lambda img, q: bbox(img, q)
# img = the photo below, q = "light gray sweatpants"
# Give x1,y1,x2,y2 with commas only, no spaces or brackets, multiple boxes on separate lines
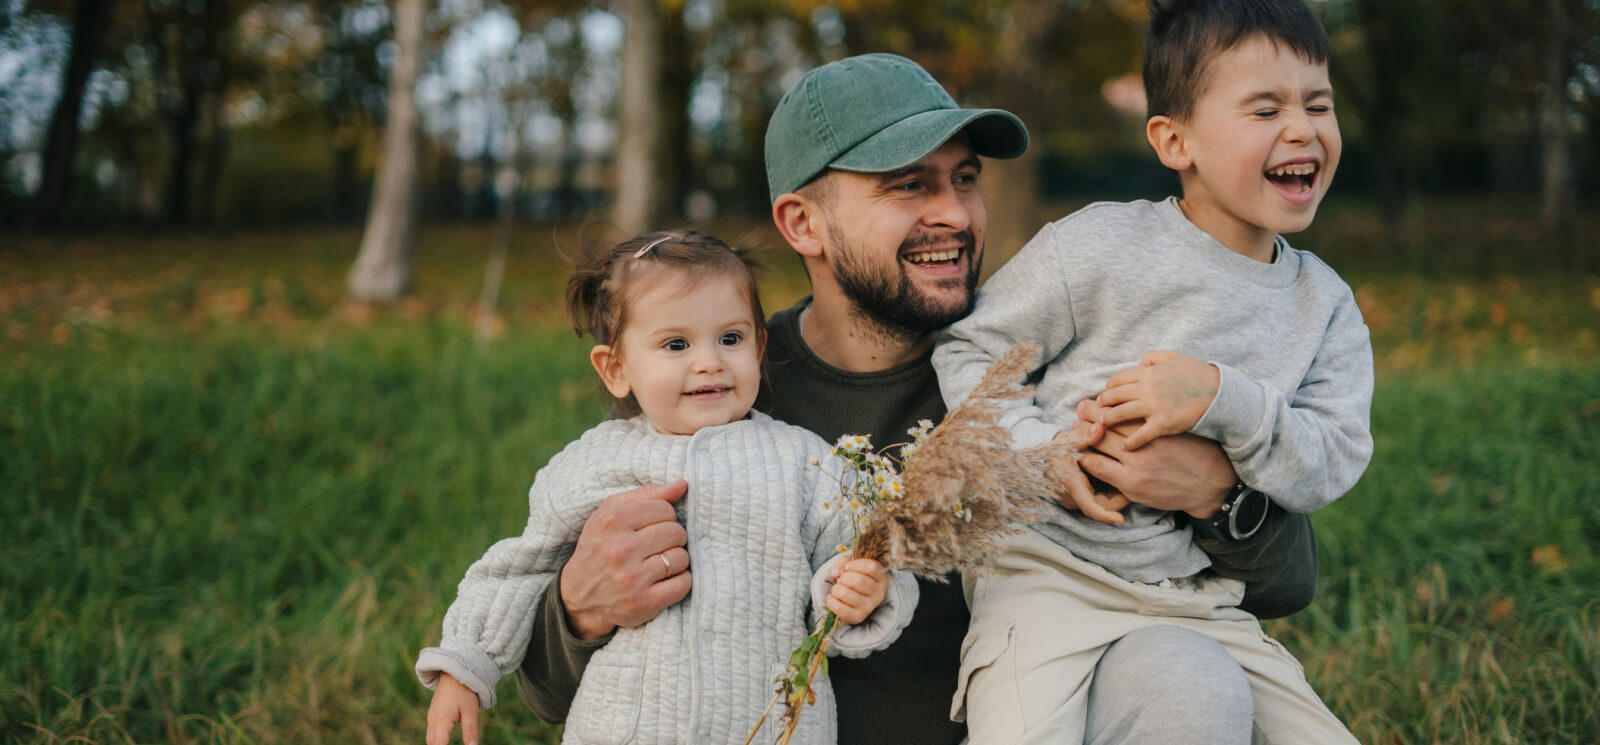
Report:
954,530,1355,745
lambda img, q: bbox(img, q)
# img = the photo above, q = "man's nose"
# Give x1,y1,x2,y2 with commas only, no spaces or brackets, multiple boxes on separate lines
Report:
923,184,973,231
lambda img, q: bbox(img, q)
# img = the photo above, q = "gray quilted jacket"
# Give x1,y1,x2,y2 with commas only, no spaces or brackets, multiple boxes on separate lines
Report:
416,412,918,745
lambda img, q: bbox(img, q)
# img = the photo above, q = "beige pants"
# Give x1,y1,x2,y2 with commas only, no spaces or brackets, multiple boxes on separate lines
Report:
954,530,1356,745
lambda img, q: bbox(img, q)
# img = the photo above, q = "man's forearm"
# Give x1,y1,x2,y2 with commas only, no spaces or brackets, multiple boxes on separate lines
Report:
1197,503,1318,620
512,566,610,722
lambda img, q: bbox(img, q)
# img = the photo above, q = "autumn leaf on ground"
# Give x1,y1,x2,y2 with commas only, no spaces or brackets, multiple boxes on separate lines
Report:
1531,545,1566,573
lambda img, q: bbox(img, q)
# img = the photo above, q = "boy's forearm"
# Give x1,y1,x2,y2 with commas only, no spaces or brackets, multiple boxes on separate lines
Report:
512,565,610,723
1198,502,1318,619
1191,300,1374,512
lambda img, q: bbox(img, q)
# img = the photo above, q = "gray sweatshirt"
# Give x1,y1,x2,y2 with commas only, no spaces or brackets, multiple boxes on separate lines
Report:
934,198,1373,583
416,412,917,745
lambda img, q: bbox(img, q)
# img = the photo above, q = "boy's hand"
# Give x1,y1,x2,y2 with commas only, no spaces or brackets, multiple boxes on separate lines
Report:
426,673,481,745
1048,431,1128,526
1098,351,1220,450
827,558,889,625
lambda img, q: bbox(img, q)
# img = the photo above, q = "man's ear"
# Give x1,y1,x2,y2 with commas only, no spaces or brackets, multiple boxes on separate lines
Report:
1146,115,1192,171
772,193,825,260
590,344,631,399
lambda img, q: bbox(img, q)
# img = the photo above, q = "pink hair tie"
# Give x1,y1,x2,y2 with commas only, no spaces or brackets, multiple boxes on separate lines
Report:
634,235,672,258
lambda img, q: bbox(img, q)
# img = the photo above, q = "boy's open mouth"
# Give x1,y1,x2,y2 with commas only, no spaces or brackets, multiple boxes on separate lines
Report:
1265,162,1318,194
685,385,732,398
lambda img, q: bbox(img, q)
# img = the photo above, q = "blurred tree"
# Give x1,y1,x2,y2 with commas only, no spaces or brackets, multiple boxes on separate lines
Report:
1324,0,1424,225
985,0,1058,260
612,0,668,233
1539,0,1572,228
348,0,425,301
314,0,394,223
30,0,112,228
147,0,233,224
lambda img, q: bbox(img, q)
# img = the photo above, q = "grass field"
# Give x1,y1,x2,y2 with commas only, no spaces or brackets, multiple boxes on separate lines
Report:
3,200,1598,744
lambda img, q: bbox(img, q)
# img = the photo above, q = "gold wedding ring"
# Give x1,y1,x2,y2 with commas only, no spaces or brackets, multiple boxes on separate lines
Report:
658,552,673,578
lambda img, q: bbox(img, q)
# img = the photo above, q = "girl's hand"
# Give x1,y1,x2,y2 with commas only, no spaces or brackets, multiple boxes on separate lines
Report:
827,558,889,625
426,673,481,745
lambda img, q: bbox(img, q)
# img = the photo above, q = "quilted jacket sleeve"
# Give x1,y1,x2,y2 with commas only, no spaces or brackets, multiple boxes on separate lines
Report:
415,436,598,709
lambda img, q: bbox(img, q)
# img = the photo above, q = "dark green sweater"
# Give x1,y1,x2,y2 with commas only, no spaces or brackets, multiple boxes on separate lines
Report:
515,298,1320,744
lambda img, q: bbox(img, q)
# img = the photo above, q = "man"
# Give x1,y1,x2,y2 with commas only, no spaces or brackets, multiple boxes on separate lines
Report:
516,53,1318,745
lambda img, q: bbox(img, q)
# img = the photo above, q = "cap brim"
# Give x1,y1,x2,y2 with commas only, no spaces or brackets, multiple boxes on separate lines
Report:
829,108,1029,174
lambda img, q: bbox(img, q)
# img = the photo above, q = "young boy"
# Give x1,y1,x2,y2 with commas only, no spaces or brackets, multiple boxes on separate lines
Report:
932,1,1371,743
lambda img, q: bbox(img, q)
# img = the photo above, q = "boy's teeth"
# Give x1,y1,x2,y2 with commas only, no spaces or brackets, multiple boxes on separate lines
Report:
1268,163,1317,177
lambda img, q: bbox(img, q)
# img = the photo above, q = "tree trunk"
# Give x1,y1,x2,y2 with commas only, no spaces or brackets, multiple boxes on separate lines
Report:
31,0,113,228
164,73,203,225
610,0,666,235
1355,0,1411,226
659,9,691,217
1539,0,1571,229
347,0,425,302
197,70,231,225
984,0,1055,268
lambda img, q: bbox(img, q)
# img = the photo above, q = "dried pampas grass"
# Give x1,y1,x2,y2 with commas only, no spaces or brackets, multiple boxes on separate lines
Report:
749,343,1079,745
856,342,1082,578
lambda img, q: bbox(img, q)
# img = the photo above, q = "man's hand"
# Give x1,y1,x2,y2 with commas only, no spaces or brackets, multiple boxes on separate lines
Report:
426,673,480,745
1076,399,1234,519
1048,431,1129,526
559,480,692,641
826,557,890,624
1097,351,1220,450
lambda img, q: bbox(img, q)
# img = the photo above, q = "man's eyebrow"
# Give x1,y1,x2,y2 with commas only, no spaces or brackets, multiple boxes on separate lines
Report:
874,156,983,184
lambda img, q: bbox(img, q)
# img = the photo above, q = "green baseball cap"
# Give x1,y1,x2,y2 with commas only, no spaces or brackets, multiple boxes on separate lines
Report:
764,53,1029,203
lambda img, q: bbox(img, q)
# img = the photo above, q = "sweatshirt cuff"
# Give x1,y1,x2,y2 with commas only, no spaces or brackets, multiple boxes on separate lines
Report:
416,645,502,709
1000,409,1066,450
548,567,615,651
1191,363,1264,449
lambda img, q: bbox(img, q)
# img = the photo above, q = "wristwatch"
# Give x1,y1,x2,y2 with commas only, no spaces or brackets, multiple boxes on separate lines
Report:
1190,483,1269,543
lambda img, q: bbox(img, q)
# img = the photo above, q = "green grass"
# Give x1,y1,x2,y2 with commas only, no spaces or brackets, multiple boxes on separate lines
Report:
2,324,594,744
2,209,1598,743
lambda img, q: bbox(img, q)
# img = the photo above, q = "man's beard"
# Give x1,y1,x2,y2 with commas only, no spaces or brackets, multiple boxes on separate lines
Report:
829,223,982,343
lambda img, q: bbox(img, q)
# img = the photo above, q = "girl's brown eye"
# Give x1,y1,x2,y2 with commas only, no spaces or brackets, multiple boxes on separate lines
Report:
720,332,743,346
664,338,688,351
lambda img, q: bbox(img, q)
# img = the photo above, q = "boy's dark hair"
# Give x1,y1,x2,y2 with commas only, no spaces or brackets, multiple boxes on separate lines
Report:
1144,0,1331,122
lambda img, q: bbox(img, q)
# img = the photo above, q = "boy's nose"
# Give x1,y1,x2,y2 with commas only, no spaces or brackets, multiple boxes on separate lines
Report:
1282,111,1317,144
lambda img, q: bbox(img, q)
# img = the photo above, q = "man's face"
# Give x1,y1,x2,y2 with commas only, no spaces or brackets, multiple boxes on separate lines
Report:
817,138,987,339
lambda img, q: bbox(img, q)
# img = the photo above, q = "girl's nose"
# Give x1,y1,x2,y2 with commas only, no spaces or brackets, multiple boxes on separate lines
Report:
691,346,724,373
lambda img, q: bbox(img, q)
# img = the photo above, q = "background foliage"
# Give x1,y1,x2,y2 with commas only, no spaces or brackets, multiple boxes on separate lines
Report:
3,0,1598,233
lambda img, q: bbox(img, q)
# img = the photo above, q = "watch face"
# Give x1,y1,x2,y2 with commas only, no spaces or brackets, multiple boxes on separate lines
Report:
1232,489,1269,538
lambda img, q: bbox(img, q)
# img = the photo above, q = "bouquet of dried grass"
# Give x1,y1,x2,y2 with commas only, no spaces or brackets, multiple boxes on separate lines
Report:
746,343,1084,745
